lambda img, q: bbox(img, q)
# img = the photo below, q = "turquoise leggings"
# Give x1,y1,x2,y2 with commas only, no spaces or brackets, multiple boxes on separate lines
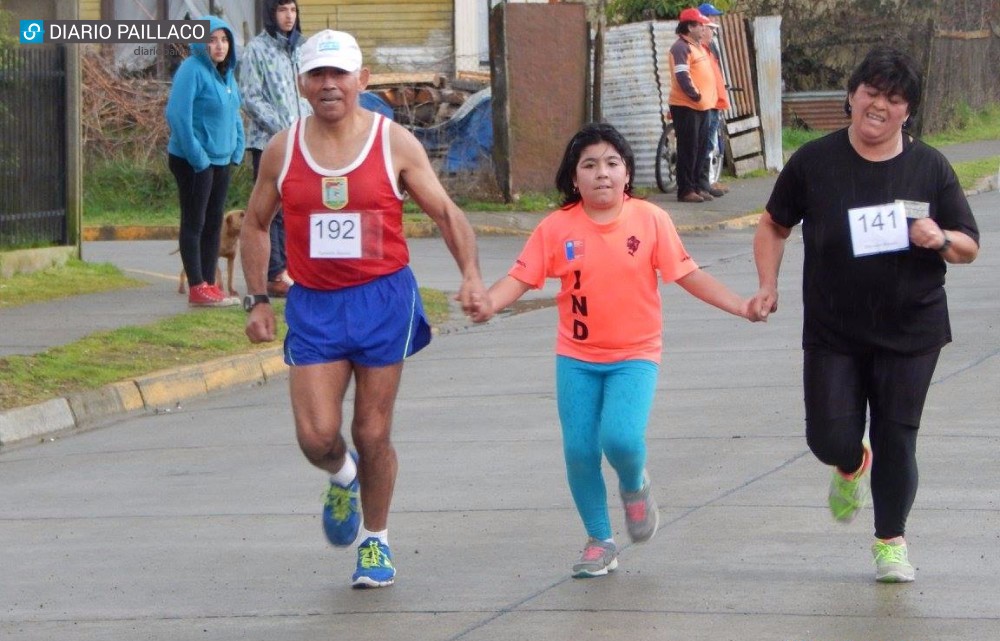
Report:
556,355,659,541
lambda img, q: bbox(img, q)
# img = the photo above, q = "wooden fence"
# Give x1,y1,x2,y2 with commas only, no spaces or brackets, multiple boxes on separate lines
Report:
920,28,1000,134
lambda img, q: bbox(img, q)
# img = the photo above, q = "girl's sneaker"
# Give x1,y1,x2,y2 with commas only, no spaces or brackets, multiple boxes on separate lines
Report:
620,470,659,543
572,539,618,578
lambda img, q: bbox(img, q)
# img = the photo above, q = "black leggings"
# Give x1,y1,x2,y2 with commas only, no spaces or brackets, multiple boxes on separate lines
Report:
169,154,231,288
803,346,940,539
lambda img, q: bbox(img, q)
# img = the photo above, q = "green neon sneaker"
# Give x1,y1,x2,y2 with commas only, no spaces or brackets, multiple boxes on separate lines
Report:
872,537,915,583
828,443,871,523
571,539,618,578
352,537,396,588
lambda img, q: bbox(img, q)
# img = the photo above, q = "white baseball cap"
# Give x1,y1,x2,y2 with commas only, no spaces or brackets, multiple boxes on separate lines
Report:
299,29,362,74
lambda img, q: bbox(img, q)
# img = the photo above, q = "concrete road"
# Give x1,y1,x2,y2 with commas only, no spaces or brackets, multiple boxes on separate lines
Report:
1,192,998,640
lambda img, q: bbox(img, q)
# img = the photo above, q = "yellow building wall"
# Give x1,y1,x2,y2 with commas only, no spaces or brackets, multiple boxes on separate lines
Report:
298,0,453,73
79,0,100,20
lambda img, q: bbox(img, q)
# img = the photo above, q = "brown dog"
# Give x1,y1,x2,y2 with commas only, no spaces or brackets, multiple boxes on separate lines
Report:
176,209,245,296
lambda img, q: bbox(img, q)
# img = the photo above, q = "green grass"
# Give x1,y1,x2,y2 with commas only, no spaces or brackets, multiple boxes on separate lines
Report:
0,259,145,308
0,277,452,411
953,156,1000,191
0,302,281,411
923,104,1000,147
782,127,825,151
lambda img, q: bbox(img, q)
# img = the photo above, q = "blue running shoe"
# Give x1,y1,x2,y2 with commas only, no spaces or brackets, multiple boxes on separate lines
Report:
322,451,360,547
352,537,395,588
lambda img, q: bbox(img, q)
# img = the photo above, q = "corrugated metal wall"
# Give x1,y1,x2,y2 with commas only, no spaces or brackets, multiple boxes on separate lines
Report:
599,21,662,189
716,13,756,120
781,91,846,131
301,0,453,74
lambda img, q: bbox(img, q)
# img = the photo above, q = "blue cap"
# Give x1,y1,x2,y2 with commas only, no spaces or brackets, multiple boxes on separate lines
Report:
698,3,724,16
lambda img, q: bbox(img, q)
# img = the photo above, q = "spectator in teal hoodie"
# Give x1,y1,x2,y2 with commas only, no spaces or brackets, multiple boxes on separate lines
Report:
166,15,245,307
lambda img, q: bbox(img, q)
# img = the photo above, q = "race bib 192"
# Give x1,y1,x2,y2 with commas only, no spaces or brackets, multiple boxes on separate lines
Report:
310,212,362,258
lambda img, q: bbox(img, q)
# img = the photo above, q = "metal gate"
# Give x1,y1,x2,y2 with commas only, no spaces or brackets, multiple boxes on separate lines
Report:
0,46,67,249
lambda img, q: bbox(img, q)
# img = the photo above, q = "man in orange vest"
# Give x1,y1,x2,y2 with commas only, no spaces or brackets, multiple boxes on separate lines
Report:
667,7,717,203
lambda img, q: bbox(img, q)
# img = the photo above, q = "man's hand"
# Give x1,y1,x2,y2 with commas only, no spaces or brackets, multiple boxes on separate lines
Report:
245,306,277,343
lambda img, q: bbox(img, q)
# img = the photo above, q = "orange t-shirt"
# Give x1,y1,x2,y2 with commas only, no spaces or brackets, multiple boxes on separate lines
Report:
508,198,698,364
668,37,717,111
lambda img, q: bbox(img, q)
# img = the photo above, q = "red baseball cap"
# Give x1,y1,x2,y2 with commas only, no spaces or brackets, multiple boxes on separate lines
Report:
678,8,711,24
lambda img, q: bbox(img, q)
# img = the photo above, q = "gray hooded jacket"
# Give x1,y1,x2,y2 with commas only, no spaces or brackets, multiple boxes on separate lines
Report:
237,0,312,150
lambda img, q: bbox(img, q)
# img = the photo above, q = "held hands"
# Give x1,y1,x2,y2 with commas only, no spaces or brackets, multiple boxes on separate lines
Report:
747,286,779,322
739,297,767,322
455,278,495,324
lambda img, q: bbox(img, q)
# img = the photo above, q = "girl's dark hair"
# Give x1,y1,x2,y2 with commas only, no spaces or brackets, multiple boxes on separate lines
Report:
844,46,923,117
554,122,636,207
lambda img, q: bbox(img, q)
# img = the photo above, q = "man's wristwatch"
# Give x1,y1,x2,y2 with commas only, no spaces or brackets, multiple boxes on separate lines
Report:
937,231,952,252
242,294,271,312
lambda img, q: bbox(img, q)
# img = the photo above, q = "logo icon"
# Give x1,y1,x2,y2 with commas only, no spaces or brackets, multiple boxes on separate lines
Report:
20,20,45,44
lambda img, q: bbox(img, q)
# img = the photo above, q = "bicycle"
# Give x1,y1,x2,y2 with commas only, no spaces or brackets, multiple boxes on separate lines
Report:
655,112,725,194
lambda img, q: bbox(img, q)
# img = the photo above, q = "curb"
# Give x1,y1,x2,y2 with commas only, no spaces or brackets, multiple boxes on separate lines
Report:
675,212,764,232
0,347,286,449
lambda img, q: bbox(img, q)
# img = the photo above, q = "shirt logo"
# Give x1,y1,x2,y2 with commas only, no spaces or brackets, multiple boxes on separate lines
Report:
626,235,640,256
564,239,584,261
321,176,348,210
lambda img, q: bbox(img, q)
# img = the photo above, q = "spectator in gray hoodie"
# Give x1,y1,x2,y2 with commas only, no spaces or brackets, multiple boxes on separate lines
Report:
238,0,311,297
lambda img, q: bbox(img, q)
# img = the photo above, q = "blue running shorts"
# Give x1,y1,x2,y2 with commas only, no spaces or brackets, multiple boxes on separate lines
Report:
283,266,432,367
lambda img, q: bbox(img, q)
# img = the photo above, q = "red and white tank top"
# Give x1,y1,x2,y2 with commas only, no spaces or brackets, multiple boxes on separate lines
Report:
278,113,408,290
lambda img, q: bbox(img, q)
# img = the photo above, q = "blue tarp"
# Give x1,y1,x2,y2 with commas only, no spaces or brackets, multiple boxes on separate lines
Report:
360,91,395,120
410,88,493,173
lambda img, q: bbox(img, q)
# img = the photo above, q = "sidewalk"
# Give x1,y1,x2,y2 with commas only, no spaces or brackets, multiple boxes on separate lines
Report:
1,140,998,447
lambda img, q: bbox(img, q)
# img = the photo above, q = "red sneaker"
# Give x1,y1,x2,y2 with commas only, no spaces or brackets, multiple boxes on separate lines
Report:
206,283,239,307
188,283,226,307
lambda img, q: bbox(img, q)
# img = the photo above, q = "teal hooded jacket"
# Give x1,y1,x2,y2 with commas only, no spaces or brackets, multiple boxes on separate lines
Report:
166,15,245,171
